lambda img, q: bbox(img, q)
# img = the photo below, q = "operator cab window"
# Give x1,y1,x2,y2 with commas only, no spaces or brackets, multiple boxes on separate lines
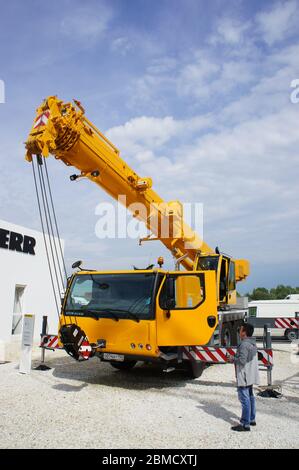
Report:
197,256,219,271
228,261,236,291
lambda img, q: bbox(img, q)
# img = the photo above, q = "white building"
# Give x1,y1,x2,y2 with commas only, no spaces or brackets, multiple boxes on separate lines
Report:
0,219,64,361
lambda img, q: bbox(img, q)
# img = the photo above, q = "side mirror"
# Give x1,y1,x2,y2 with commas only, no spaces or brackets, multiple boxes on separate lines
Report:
72,260,83,270
165,298,176,310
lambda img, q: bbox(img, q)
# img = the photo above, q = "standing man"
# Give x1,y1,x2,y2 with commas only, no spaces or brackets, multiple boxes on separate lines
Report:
228,323,260,432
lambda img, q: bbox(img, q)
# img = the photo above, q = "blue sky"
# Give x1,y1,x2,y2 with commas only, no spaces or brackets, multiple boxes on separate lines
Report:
0,0,299,292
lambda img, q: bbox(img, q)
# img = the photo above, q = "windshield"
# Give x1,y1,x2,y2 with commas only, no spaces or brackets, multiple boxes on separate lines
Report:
65,273,157,320
197,256,219,271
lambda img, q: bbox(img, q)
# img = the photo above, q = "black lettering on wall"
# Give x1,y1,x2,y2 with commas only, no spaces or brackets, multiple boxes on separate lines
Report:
23,236,36,255
0,228,9,249
9,232,24,252
0,228,37,255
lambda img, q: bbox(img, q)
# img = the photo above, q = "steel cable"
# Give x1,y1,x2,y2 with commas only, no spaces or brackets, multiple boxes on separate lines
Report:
37,160,65,290
31,158,60,316
36,160,64,300
43,158,68,280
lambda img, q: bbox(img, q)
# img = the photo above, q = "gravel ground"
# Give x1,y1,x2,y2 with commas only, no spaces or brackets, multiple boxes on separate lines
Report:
0,342,298,449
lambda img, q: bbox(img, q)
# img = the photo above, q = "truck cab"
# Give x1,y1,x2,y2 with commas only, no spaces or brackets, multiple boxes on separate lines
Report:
60,268,218,361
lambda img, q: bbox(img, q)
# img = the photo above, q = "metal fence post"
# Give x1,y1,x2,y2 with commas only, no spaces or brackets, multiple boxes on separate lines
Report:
263,323,272,387
296,313,299,353
258,324,282,398
34,316,51,371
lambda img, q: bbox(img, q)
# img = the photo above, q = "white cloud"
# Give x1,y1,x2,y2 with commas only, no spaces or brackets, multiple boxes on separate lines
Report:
177,52,256,100
60,5,112,41
110,36,132,55
256,0,299,45
217,76,285,126
106,114,213,161
125,20,258,108
106,116,180,151
135,150,155,163
125,73,176,113
177,53,220,99
146,57,177,75
128,4,298,108
271,42,299,66
209,17,251,45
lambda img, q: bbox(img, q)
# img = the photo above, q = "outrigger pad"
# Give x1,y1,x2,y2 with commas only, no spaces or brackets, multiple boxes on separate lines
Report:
59,324,90,361
257,388,282,399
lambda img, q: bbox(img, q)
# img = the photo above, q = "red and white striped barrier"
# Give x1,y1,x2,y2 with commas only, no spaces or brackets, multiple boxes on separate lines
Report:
257,349,274,366
40,334,92,360
275,318,299,329
40,334,62,350
182,346,273,367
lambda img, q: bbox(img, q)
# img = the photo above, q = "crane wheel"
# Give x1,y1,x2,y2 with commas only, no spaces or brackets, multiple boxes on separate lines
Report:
221,322,234,347
110,360,137,371
185,361,206,379
233,320,244,346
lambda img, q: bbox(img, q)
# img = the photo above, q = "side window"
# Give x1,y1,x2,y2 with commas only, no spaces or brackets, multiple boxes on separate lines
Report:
248,306,257,318
228,261,236,291
159,274,205,310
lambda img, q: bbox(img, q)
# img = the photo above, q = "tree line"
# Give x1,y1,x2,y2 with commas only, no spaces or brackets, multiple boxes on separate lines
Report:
243,285,299,301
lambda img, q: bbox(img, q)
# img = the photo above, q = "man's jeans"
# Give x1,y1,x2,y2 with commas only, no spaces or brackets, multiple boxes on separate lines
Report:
237,385,256,428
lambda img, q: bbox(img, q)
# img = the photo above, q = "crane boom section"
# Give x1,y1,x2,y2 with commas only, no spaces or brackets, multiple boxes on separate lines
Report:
25,96,214,270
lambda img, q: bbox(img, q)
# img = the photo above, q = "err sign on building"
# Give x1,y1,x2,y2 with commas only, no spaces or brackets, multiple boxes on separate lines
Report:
0,219,64,362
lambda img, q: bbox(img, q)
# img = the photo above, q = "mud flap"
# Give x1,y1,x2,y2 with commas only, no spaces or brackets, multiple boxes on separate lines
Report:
59,324,93,361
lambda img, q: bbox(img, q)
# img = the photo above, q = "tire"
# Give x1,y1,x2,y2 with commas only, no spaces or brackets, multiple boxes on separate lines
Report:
185,361,206,379
232,320,243,346
284,329,298,342
221,322,234,347
110,360,137,371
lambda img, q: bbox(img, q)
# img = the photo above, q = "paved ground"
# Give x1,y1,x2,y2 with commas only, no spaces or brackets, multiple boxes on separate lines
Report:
0,342,298,449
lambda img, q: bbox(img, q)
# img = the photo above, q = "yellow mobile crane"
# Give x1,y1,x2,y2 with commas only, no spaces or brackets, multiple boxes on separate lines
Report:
25,96,249,377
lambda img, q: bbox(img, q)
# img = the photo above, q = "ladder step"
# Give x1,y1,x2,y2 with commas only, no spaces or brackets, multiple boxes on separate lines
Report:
163,367,175,373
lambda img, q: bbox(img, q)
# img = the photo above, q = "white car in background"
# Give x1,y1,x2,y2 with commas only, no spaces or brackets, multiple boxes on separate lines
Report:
248,295,299,341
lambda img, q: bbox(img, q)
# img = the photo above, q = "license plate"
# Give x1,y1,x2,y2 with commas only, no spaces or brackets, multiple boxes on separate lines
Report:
103,353,124,362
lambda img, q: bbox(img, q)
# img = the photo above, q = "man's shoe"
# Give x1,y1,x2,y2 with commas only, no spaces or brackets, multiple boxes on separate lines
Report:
231,424,250,432
250,421,256,426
